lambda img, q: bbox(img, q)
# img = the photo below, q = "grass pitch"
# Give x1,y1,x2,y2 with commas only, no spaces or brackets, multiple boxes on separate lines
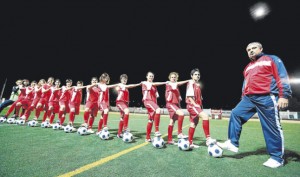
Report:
0,110,300,177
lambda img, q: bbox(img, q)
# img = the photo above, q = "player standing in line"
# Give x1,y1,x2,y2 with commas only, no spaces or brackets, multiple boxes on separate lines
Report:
47,79,61,126
37,77,54,122
82,77,99,134
115,74,141,138
67,81,85,129
165,72,189,145
58,79,73,127
18,81,36,120
217,42,292,168
141,71,166,142
21,79,46,121
186,68,216,149
96,73,118,135
3,79,29,119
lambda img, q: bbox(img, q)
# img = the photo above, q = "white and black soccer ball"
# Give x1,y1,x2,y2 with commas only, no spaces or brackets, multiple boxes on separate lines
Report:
208,144,223,158
52,123,61,130
99,129,110,140
77,127,87,135
64,125,73,133
0,117,7,123
41,121,50,128
7,118,16,124
152,137,165,148
178,138,190,151
28,120,38,127
16,119,25,125
122,132,133,143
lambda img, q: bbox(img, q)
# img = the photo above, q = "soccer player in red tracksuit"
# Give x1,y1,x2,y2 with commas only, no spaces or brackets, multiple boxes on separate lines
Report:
4,79,29,119
67,81,85,129
19,81,36,121
21,79,46,121
58,79,73,127
115,74,140,138
82,77,99,134
36,77,54,122
186,68,216,149
141,71,166,142
47,79,61,125
217,42,292,168
165,72,189,145
96,73,119,135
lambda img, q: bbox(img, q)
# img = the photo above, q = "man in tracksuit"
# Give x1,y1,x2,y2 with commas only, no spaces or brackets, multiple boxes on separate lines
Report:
217,42,292,168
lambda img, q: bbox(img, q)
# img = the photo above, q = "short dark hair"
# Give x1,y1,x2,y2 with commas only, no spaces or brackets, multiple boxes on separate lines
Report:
190,68,200,76
120,74,128,81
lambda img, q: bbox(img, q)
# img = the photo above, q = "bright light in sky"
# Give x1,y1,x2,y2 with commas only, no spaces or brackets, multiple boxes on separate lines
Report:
290,78,300,84
250,2,270,21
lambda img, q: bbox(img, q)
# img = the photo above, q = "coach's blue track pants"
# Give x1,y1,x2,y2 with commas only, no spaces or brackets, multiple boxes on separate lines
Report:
228,94,284,163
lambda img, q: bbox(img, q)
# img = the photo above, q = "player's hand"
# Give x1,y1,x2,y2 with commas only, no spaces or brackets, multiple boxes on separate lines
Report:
278,98,288,109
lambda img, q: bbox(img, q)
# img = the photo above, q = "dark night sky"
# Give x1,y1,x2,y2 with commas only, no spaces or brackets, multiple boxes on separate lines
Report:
1,0,300,110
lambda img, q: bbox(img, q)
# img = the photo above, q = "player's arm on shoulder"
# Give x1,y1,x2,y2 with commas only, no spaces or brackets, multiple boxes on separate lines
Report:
177,80,189,86
107,84,118,89
126,83,141,88
153,81,167,86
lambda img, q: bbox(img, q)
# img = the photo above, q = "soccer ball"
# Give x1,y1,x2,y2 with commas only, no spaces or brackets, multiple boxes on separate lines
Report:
178,138,190,151
0,117,7,123
16,119,25,125
7,118,16,124
64,125,73,133
52,123,61,130
152,137,165,148
99,129,110,140
208,144,223,158
77,127,87,135
28,120,38,127
41,121,50,128
122,132,133,143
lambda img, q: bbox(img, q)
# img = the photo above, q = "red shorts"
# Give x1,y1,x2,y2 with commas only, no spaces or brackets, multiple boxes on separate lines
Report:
116,101,129,117
98,102,109,112
59,101,70,113
49,101,60,113
69,102,80,115
31,98,40,108
187,104,203,123
85,101,98,117
166,103,181,120
143,100,159,120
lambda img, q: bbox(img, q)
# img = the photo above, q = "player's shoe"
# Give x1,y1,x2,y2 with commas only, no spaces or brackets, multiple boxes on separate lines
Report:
145,138,152,143
177,133,188,139
96,131,101,136
124,128,130,133
189,143,200,149
206,137,217,146
32,117,38,121
87,129,95,134
71,127,77,132
154,131,161,137
216,140,239,153
167,140,178,145
116,134,123,138
81,123,88,128
103,127,109,131
263,158,283,168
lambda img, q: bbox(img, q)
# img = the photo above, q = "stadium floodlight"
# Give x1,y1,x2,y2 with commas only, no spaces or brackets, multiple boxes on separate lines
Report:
249,2,270,21
290,78,300,84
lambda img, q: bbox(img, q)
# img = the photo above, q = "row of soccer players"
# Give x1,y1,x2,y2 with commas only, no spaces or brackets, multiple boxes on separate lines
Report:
3,68,216,148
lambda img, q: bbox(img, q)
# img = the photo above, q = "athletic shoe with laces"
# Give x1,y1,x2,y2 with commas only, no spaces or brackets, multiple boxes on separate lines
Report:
263,158,283,168
216,140,239,153
87,129,95,134
145,138,152,143
177,133,188,139
154,131,161,137
167,140,178,145
206,137,217,146
116,134,123,138
189,144,200,149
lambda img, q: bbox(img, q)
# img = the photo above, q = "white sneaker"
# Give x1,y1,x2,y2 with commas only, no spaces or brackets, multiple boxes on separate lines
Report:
263,158,283,168
177,133,188,139
206,137,217,146
96,131,101,136
216,140,239,153
103,127,109,131
87,129,95,134
145,138,152,143
189,144,200,149
154,131,161,137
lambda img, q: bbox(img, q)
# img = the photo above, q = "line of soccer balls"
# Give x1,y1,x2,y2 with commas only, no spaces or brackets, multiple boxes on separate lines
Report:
0,117,223,157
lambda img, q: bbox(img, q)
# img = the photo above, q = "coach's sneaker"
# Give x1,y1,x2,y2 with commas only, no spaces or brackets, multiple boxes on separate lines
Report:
87,129,95,134
263,158,283,168
206,137,217,146
217,140,239,153
177,133,188,139
154,131,161,137
189,143,200,149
